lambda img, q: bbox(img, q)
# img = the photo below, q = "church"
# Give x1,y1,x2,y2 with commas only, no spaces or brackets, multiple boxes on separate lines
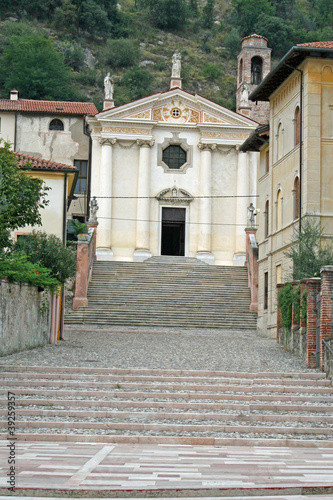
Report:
87,36,270,265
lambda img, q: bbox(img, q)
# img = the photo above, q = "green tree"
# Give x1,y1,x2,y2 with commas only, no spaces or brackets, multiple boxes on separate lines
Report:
0,34,75,100
254,14,296,57
189,0,199,17
53,0,79,33
14,232,77,284
120,66,153,102
285,216,333,280
0,143,49,251
143,0,188,30
202,0,215,29
230,0,275,36
79,0,112,38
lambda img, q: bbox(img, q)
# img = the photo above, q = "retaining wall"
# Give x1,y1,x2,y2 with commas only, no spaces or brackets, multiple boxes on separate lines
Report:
0,280,51,356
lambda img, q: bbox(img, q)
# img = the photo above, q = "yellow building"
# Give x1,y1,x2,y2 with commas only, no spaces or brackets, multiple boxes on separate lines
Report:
241,41,333,337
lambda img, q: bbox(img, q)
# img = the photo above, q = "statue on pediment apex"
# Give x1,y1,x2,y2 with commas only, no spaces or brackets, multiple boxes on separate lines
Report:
172,52,181,78
104,72,114,100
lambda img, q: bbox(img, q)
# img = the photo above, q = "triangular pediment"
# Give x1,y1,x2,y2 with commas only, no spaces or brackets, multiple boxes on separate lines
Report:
96,89,258,128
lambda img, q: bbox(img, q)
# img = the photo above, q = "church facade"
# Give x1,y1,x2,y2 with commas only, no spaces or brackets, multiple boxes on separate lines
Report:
87,67,259,265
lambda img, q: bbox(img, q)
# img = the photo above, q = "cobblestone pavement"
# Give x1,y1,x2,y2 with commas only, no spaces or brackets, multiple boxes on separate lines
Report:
1,326,310,373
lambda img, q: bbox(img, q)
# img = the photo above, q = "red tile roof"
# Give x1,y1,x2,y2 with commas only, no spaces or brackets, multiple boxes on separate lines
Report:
241,34,268,43
0,99,98,115
15,153,78,172
297,41,333,48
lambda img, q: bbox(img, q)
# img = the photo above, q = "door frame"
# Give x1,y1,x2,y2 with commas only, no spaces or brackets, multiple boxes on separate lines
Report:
158,205,189,257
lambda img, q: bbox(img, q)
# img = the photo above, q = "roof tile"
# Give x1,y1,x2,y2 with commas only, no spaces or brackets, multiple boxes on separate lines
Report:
297,41,333,48
0,99,98,115
15,152,78,172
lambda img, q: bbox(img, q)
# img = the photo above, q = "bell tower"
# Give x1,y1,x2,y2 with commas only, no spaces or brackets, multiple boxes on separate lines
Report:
236,34,271,124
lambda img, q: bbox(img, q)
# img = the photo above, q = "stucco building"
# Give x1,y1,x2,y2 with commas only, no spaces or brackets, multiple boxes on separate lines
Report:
87,65,260,265
0,91,97,221
241,41,333,337
13,154,78,243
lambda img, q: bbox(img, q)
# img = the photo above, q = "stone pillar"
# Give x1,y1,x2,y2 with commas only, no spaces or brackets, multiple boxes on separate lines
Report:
73,241,89,310
320,266,333,369
134,140,154,262
245,227,258,312
234,151,249,265
197,143,215,265
276,283,284,343
97,138,116,260
306,278,321,369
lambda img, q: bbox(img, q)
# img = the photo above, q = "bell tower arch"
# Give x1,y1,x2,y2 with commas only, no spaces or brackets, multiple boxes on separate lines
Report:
236,34,271,124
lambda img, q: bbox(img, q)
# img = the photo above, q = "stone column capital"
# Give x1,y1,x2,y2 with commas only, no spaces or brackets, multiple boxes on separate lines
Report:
99,138,117,146
136,139,155,148
198,142,217,152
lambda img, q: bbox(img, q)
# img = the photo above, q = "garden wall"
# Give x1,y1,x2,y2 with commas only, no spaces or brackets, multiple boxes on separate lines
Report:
278,326,307,364
0,280,51,356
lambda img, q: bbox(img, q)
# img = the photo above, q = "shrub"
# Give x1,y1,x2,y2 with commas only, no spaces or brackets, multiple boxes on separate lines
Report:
67,219,89,240
14,231,76,284
292,284,300,324
203,62,220,80
0,253,60,292
278,283,293,329
104,39,140,69
301,288,307,324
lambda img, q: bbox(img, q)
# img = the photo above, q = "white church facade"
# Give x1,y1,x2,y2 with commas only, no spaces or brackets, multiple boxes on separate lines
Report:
87,54,262,265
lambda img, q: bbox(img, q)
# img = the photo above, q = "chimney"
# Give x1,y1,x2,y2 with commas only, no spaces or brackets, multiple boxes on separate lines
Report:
10,89,19,101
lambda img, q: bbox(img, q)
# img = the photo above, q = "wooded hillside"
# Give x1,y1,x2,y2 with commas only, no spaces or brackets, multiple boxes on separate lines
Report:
0,0,332,110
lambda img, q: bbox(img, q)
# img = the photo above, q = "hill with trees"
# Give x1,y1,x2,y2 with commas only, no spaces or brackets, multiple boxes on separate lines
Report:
0,0,332,111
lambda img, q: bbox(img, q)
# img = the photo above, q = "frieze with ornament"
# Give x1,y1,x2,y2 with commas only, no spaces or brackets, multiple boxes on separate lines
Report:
203,112,226,124
102,126,151,135
126,110,151,120
202,131,250,140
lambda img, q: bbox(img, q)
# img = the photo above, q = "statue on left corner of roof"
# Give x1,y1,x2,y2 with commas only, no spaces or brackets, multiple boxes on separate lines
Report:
104,72,114,100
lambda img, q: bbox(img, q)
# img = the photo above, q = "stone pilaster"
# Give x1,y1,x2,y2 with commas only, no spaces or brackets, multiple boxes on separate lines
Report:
97,138,116,260
134,140,154,262
196,143,215,265
234,151,249,265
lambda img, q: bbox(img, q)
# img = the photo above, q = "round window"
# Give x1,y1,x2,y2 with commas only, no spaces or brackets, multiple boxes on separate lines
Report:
171,108,181,118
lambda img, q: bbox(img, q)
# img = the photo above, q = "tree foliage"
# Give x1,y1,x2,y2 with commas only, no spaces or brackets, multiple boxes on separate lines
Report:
14,231,77,284
0,143,49,251
285,216,333,280
143,0,188,30
0,34,77,100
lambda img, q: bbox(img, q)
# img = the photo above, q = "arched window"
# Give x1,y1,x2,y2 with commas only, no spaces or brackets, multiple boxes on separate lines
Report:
49,119,64,131
277,122,283,160
276,189,282,230
293,176,300,220
251,56,263,85
294,106,300,146
264,200,269,238
239,59,243,84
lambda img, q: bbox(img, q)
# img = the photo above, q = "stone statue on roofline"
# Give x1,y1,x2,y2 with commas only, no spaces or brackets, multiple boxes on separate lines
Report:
172,52,181,78
240,82,249,106
104,72,114,100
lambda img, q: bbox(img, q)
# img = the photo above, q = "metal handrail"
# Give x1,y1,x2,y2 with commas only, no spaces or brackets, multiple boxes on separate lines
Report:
322,338,333,356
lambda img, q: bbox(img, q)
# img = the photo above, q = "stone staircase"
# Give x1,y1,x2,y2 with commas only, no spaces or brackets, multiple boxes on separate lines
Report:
1,365,333,447
65,260,257,329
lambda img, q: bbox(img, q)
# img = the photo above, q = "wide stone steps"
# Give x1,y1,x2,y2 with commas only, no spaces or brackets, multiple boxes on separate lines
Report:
1,366,332,447
65,261,257,329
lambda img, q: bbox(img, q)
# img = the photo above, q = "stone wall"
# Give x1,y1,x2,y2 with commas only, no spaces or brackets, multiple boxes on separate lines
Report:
0,280,51,356
278,326,307,364
323,337,333,382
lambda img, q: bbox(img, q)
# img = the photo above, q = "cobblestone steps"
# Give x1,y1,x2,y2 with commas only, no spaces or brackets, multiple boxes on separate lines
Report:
65,261,257,328
1,366,332,447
